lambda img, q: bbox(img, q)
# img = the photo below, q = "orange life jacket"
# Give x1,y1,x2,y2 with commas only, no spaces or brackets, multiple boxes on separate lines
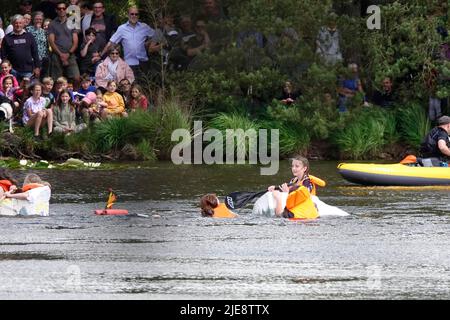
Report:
22,183,45,192
0,180,13,192
213,203,237,218
290,174,326,196
285,185,319,219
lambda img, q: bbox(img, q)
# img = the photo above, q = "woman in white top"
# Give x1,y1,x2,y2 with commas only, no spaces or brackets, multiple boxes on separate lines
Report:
23,82,53,140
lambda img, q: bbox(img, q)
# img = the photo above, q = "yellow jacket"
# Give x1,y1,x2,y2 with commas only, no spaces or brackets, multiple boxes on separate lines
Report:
103,92,125,114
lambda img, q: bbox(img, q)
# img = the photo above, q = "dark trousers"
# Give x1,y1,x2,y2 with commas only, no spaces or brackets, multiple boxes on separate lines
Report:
131,61,150,86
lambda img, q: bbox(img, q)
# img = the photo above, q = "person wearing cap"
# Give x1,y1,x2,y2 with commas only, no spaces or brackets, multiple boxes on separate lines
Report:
79,90,100,123
419,115,450,166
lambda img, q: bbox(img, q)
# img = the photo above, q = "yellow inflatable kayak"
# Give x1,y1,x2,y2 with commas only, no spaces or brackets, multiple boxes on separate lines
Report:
338,163,450,186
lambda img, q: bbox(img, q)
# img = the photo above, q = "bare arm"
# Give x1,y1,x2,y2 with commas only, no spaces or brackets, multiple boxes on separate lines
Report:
5,191,29,200
48,33,64,57
100,41,113,58
69,32,79,54
438,139,450,157
80,41,91,58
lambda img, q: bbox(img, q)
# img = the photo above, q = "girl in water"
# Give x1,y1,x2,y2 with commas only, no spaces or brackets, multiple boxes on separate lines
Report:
262,155,319,219
0,169,19,201
200,193,237,218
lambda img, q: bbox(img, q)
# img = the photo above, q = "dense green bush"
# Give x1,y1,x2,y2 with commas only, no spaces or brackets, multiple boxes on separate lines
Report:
397,102,431,149
334,107,398,159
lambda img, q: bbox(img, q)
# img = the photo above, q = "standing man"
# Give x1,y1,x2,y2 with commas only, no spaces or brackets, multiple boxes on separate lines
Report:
48,1,80,89
101,6,154,82
85,1,117,54
0,15,40,81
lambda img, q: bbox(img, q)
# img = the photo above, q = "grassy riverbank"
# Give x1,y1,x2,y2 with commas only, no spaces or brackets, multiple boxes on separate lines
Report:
0,98,428,163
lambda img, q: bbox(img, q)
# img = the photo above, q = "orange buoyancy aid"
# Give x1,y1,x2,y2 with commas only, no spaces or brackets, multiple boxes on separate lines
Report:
0,180,13,192
22,183,45,192
213,203,237,218
290,174,326,196
285,185,319,219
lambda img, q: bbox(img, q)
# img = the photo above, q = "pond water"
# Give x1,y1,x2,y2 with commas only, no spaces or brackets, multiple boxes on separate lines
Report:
0,161,449,299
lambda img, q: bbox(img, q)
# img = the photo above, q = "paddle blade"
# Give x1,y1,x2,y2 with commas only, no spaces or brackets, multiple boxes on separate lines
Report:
400,154,417,164
225,190,267,210
105,188,117,209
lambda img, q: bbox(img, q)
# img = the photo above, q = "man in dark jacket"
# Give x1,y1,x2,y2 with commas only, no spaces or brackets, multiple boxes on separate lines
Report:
419,115,450,166
0,14,40,81
81,1,117,55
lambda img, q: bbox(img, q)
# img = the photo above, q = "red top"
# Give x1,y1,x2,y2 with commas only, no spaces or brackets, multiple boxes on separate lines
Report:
129,95,149,111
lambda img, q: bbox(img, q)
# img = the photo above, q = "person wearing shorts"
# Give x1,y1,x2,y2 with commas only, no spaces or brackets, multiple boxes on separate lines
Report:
48,1,80,89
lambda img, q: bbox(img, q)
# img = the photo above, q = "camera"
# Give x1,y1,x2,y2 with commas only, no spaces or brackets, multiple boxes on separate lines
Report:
0,102,13,121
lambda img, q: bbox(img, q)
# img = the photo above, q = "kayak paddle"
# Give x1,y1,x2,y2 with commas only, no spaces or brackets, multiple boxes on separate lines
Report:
224,190,268,210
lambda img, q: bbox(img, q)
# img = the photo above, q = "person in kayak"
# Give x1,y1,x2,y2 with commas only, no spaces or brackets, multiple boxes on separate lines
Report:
267,155,319,219
3,173,51,200
200,193,237,218
0,168,19,201
419,115,450,166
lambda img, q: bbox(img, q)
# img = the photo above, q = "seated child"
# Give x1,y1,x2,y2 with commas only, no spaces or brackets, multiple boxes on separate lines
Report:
41,77,56,109
101,80,128,119
0,60,19,93
0,75,19,109
128,83,149,112
52,77,74,101
53,89,87,134
80,90,105,123
23,82,53,140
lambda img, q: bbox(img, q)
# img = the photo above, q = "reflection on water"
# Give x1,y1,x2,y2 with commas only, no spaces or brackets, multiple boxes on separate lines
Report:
0,161,449,299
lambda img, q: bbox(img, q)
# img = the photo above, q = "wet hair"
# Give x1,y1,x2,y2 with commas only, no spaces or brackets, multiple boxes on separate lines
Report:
23,173,43,185
200,193,218,217
23,173,51,189
0,168,19,186
291,155,310,175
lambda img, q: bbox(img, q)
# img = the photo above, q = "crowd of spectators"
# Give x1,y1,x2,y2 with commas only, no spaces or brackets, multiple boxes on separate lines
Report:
0,0,449,141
